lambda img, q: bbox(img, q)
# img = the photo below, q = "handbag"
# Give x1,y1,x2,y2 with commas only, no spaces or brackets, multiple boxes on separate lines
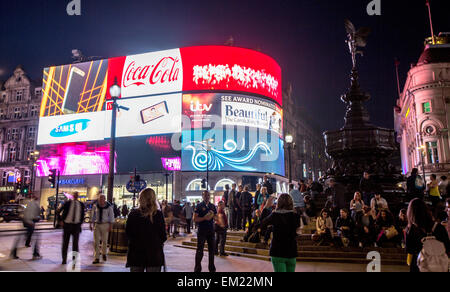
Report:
385,226,398,239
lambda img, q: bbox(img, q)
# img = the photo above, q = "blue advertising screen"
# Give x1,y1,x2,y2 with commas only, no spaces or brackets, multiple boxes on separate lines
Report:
181,128,284,175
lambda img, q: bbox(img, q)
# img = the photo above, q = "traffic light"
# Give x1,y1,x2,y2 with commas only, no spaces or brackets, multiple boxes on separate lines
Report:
15,177,22,193
48,169,57,188
201,178,207,189
21,184,29,195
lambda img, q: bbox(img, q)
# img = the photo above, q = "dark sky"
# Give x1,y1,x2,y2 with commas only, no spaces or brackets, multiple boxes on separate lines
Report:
0,0,448,131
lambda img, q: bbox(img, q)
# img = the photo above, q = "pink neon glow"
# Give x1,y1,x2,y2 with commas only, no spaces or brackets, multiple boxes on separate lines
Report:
161,157,181,171
36,143,114,176
146,136,172,150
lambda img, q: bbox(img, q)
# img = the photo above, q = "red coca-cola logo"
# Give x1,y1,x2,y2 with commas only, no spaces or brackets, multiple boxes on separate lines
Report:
123,56,181,88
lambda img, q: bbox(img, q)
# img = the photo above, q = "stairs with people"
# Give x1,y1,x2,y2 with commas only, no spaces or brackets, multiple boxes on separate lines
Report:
175,230,407,266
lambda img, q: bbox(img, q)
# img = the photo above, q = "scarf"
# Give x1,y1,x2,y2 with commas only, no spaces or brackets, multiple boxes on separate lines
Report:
97,202,110,223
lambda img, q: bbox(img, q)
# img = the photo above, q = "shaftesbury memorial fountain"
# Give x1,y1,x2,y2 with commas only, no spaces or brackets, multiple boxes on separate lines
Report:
323,20,402,197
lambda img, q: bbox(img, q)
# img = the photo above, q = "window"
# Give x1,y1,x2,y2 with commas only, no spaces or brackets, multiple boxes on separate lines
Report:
8,147,16,162
425,126,434,135
16,90,23,102
0,109,3,119
28,127,36,139
185,179,210,191
30,105,38,117
26,145,34,158
422,102,431,113
214,178,236,191
426,141,439,164
11,128,20,140
14,107,21,119
7,129,11,141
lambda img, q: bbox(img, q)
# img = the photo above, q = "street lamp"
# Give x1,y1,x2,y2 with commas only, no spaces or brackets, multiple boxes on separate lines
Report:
107,79,121,203
285,134,294,183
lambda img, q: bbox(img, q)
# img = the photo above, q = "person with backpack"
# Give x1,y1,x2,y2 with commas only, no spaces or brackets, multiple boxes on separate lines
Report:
405,198,449,272
407,168,425,200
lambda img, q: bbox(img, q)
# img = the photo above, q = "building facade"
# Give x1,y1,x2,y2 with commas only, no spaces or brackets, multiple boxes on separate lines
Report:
283,84,330,182
0,65,41,203
394,33,450,179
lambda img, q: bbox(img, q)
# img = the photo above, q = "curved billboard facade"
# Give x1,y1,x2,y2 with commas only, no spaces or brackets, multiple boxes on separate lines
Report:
36,46,284,177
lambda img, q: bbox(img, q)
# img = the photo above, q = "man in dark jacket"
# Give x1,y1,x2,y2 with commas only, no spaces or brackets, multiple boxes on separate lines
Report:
359,172,374,206
234,185,243,231
60,191,85,265
227,184,237,230
193,191,217,273
263,175,274,195
239,185,253,231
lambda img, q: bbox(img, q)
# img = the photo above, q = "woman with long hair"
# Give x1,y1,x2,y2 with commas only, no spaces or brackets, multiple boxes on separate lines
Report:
405,198,449,272
350,191,365,222
125,188,167,272
260,194,300,272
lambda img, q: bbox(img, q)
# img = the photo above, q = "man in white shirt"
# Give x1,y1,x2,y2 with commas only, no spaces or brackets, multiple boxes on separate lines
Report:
370,193,389,216
60,191,85,265
90,194,114,264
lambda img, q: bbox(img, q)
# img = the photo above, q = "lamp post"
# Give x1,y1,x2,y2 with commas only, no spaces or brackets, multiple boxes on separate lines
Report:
204,138,214,190
107,79,121,203
285,134,294,183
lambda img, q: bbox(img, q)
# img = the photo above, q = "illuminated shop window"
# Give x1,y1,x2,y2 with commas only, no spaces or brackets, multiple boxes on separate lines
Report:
422,102,431,113
214,178,235,191
426,141,439,164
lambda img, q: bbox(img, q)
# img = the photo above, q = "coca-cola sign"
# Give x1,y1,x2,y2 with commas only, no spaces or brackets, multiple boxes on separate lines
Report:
119,49,183,97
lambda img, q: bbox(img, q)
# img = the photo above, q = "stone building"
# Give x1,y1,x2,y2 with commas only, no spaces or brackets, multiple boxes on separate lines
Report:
394,33,450,179
0,65,41,203
283,84,330,182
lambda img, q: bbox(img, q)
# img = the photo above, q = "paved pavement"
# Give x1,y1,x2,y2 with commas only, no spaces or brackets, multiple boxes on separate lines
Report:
0,228,409,272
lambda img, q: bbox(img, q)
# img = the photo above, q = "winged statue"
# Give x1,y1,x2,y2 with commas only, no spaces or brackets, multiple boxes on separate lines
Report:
344,19,371,69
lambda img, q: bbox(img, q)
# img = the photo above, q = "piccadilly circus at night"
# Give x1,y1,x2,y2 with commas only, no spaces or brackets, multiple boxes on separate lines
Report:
34,46,287,208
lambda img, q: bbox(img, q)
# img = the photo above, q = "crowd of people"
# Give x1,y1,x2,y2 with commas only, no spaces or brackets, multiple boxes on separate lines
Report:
7,170,450,272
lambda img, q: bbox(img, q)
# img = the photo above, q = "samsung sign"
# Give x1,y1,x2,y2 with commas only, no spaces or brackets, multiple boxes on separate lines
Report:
58,178,85,185
37,111,105,145
50,119,90,138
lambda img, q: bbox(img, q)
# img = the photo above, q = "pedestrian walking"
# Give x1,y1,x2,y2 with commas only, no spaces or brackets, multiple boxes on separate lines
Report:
60,191,85,265
214,201,229,256
193,191,217,273
182,201,194,234
90,194,114,264
10,195,41,260
126,188,167,272
260,194,300,272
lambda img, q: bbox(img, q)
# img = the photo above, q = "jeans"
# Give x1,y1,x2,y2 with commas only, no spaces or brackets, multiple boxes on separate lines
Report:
62,223,81,262
215,229,227,255
271,256,296,272
234,208,242,230
194,229,216,272
228,208,235,229
186,218,192,233
11,222,40,257
130,266,161,272
242,209,252,231
93,223,110,260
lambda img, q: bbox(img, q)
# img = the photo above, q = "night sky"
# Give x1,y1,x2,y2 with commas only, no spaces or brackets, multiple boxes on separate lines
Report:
0,0,448,132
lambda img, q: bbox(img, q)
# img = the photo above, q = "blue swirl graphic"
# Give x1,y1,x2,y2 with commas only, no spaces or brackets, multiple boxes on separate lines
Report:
185,139,272,171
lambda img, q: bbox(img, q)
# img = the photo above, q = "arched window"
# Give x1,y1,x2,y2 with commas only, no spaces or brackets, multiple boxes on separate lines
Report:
185,179,210,191
214,178,236,191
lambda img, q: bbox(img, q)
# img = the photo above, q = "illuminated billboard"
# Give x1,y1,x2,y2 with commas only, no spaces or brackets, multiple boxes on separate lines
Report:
181,129,284,175
37,46,284,176
182,93,283,135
